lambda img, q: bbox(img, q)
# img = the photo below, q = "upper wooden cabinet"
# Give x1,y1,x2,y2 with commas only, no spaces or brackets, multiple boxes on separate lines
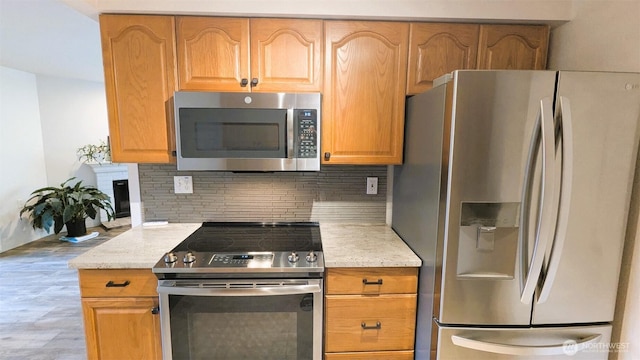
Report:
477,24,549,70
177,17,323,92
99,14,177,163
176,17,249,91
407,23,549,94
323,21,409,165
407,23,479,95
251,19,323,92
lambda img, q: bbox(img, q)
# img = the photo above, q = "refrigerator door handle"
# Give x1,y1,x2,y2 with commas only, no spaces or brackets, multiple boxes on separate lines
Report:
520,97,556,304
451,333,602,356
537,96,573,304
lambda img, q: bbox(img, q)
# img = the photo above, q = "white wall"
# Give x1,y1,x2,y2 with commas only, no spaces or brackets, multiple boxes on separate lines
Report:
548,0,640,72
36,74,110,228
0,69,110,252
548,1,640,359
0,66,48,252
36,75,109,187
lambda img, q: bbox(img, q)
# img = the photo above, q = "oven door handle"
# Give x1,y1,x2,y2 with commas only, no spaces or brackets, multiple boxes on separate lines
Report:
157,283,321,297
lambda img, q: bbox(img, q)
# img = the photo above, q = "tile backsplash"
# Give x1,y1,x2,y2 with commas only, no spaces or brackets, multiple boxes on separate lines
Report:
138,165,387,223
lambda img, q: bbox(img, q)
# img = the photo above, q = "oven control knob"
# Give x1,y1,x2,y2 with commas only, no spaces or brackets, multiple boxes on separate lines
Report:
288,251,300,263
183,252,196,264
164,252,177,263
305,250,317,262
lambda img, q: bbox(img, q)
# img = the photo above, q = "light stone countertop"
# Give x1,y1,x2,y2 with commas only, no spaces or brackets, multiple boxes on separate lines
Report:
68,222,421,269
68,223,201,269
320,223,421,267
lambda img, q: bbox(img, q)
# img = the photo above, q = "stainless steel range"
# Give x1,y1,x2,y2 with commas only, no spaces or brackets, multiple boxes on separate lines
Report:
152,222,324,360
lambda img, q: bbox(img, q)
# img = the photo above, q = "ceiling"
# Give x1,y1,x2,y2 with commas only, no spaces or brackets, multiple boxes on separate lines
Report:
0,0,103,82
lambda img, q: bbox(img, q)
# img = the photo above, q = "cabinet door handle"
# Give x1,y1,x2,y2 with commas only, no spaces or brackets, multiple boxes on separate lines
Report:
361,321,381,330
151,306,160,315
324,152,331,160
250,78,259,87
105,280,130,288
362,278,383,285
240,78,249,87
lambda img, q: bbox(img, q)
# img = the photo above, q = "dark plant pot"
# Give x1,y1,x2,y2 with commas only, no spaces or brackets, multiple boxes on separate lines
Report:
65,219,87,237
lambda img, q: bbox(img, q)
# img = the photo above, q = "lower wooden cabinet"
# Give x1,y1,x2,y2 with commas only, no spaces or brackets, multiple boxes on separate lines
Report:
78,269,161,360
325,351,415,359
325,294,417,352
82,297,162,360
325,267,418,358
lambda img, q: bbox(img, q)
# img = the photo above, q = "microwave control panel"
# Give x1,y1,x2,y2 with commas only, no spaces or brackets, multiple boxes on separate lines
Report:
296,109,318,158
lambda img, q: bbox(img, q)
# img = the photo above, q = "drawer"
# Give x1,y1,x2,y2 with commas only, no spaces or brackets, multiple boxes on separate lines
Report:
325,350,414,359
326,268,418,295
79,269,158,297
325,294,417,352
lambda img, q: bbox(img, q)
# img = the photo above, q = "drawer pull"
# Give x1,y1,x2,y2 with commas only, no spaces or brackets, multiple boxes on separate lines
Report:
361,321,382,330
362,278,383,285
151,306,160,315
105,280,130,288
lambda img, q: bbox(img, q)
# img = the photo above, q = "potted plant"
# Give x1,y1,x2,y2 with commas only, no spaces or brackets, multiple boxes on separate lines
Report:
77,139,111,165
19,178,115,237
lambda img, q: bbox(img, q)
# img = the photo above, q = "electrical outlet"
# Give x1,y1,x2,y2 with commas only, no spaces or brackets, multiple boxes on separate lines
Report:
174,176,193,194
366,177,378,195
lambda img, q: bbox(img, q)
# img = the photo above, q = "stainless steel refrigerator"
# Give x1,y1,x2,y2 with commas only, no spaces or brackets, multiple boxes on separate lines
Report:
392,70,640,359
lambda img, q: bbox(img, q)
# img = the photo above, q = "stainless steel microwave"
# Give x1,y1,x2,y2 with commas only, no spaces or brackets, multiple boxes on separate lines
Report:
174,92,321,171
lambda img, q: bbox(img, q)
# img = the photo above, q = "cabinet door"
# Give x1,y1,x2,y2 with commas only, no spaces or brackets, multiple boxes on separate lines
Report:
100,15,177,163
250,19,323,92
477,24,549,70
82,297,161,360
323,21,409,165
407,23,479,95
176,17,250,91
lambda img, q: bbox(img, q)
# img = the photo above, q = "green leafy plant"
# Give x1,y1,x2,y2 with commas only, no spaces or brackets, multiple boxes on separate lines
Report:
77,140,111,164
19,178,115,235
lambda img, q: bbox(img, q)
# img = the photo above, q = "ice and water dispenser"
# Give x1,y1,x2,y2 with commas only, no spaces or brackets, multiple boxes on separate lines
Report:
457,202,520,280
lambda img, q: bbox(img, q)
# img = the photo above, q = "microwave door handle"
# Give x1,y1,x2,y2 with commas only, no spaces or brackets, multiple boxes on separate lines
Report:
287,108,295,159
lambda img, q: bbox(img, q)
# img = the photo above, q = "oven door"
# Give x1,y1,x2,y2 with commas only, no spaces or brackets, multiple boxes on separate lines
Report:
157,279,323,360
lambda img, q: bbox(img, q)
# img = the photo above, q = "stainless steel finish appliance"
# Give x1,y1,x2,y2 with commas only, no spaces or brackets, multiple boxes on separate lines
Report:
174,92,321,171
152,222,324,360
392,70,640,359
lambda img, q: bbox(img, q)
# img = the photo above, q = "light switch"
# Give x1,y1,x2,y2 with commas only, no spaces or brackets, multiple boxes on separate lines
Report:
366,177,378,195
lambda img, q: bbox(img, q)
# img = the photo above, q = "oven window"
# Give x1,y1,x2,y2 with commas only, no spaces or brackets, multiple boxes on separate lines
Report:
179,108,287,158
167,293,314,360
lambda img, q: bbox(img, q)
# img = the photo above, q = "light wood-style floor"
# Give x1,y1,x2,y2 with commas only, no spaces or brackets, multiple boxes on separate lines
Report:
0,225,130,360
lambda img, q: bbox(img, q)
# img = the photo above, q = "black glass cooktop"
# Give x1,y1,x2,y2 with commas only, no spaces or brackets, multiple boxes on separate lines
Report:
170,222,322,253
